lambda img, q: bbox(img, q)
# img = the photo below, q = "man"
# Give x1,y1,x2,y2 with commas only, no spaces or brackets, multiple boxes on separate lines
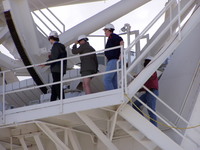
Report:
47,31,67,101
72,35,98,94
132,56,159,126
103,24,124,90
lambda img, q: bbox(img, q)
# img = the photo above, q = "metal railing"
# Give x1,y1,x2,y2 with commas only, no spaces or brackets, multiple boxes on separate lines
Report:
123,0,198,147
29,0,65,37
0,45,124,122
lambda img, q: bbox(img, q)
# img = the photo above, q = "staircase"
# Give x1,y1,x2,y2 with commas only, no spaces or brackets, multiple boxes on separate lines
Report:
0,0,200,149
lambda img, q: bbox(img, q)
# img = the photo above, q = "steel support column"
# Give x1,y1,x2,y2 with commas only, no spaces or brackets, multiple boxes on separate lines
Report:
36,122,70,150
76,112,119,150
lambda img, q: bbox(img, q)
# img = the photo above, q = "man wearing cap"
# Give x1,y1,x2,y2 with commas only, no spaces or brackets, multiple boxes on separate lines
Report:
47,31,67,101
132,57,158,126
72,35,98,94
103,23,124,90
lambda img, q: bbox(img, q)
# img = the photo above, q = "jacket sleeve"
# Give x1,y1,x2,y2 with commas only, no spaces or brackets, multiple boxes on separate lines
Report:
72,44,84,54
47,44,60,61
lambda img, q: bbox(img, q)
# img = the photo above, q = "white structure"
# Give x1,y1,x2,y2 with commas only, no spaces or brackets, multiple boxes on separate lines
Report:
0,0,199,149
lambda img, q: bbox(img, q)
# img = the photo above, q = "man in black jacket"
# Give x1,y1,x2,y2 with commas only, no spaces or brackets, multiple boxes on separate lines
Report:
47,31,67,101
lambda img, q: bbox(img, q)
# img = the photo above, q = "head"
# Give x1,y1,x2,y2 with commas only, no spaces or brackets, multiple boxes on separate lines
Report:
144,56,153,67
48,31,59,44
103,24,115,37
77,35,88,45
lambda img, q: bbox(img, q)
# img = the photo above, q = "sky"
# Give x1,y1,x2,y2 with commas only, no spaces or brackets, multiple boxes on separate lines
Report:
1,0,168,80
43,0,168,49
1,0,168,58
50,0,168,33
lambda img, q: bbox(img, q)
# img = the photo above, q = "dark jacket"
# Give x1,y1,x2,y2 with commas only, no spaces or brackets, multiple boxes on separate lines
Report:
105,33,123,61
72,42,98,74
47,42,67,74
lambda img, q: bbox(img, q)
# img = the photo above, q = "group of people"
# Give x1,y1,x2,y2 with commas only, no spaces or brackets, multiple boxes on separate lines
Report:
46,23,159,126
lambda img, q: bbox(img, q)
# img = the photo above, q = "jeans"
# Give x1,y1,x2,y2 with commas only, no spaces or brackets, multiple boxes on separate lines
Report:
104,59,118,90
132,89,158,126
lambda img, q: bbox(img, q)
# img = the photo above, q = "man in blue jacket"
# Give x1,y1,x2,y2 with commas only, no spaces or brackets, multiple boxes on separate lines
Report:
103,24,124,90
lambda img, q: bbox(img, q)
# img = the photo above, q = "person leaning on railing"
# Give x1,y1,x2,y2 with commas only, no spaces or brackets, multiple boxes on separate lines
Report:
132,56,159,127
72,35,98,94
42,31,67,101
103,23,124,91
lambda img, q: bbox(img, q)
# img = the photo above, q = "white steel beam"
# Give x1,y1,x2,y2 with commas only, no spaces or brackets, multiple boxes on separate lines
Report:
76,112,119,150
18,137,28,150
0,144,6,150
33,135,45,150
109,112,118,141
36,122,70,150
60,0,152,45
68,130,82,150
119,104,183,150
4,89,122,125
64,130,69,146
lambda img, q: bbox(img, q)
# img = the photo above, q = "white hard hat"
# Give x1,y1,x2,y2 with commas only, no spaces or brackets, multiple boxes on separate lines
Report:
49,31,58,38
145,56,153,60
104,24,115,30
77,35,88,41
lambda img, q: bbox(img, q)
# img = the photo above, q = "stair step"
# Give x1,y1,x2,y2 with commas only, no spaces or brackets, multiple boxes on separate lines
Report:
141,138,157,150
117,121,157,150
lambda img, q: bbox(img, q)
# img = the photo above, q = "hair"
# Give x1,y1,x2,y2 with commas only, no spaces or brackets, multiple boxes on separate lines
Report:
48,36,59,42
109,29,115,33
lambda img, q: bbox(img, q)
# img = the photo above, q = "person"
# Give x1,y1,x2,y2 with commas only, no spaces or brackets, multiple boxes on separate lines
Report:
72,35,98,94
47,31,67,101
103,23,124,90
132,56,158,126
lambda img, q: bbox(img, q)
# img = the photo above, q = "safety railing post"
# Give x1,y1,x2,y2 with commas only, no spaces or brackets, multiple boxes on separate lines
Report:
121,46,127,94
177,0,182,40
2,71,5,124
60,59,64,114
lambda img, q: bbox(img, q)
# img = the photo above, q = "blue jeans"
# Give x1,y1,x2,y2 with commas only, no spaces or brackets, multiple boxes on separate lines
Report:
132,89,158,126
104,59,118,90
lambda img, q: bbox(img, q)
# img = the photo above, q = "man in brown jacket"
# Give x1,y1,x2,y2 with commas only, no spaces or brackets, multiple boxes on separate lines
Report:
72,35,98,94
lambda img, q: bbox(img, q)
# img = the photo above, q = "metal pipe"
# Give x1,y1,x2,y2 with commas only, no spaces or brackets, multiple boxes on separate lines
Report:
60,0,152,45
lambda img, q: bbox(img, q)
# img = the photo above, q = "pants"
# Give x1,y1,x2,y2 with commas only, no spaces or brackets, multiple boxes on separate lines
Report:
103,59,118,90
132,89,158,126
51,72,65,101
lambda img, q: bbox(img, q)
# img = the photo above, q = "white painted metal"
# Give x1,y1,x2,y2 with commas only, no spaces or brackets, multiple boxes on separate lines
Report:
76,112,119,150
0,0,200,150
119,104,183,150
127,0,196,98
68,130,82,150
33,135,45,150
117,121,157,150
18,137,28,150
60,0,152,45
181,89,200,149
109,112,118,141
3,89,123,125
159,2,200,129
3,0,49,82
36,122,70,150
0,144,6,150
64,130,69,146
27,0,104,11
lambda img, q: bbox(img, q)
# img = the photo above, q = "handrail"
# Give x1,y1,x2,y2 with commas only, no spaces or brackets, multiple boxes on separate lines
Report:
30,0,65,35
122,0,198,147
0,45,124,108
130,94,196,146
126,0,195,75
